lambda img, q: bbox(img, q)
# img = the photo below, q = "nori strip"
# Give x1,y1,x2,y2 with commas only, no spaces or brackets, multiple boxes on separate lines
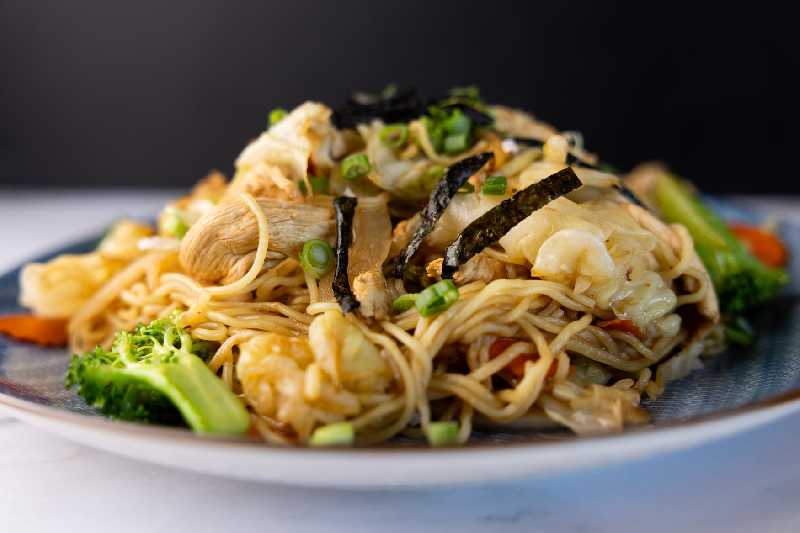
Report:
333,88,425,129
442,167,582,279
566,153,599,169
385,152,495,279
510,137,544,148
333,196,360,313
614,184,648,208
333,88,493,130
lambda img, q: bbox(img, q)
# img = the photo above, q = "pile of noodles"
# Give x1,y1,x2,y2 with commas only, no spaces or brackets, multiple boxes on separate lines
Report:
20,101,719,445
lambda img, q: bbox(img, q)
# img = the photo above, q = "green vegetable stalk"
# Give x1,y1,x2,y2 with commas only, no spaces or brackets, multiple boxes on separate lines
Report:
652,173,788,316
65,317,250,434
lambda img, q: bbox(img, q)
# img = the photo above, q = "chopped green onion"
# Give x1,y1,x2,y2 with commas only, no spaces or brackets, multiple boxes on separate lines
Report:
341,153,371,180
309,422,354,447
426,421,459,447
309,175,329,195
422,116,445,153
299,239,334,279
380,124,409,149
298,180,308,196
392,293,418,313
415,279,459,317
443,109,472,135
162,207,189,239
381,83,398,99
726,315,755,346
481,175,507,195
443,133,470,154
449,85,481,100
269,108,287,126
457,182,475,194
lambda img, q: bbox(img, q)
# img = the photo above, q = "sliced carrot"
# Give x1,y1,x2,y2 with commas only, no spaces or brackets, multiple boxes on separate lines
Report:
0,314,68,347
489,337,520,359
597,319,644,339
729,223,788,268
489,337,557,380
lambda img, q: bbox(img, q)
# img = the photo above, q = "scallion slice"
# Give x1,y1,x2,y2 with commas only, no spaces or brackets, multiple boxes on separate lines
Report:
341,154,371,180
380,124,409,149
309,422,354,447
481,175,507,195
443,133,470,154
422,116,445,153
299,239,334,279
392,294,418,313
426,421,459,447
309,175,329,195
443,109,471,135
269,108,287,126
415,279,459,317
162,207,189,239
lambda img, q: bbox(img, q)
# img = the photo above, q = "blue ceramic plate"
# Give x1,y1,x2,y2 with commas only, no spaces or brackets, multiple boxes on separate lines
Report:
1,198,799,487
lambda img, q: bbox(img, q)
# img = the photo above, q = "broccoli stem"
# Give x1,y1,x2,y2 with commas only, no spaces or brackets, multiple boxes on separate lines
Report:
652,173,787,316
67,318,250,435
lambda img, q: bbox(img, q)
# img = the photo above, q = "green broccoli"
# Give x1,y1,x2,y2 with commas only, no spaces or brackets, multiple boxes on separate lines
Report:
65,317,250,434
652,173,788,316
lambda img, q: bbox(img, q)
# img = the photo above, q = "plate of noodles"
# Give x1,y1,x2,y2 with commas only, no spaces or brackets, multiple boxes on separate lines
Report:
1,87,798,487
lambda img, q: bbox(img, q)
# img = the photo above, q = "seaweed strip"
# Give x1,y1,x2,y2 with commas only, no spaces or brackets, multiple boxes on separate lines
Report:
442,168,582,279
566,153,599,169
333,196,360,313
386,152,494,279
332,88,425,129
564,134,599,169
333,88,493,130
511,136,544,148
614,184,648,208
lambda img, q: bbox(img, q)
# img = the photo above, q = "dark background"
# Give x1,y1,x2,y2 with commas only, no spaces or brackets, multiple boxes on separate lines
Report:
1,1,797,192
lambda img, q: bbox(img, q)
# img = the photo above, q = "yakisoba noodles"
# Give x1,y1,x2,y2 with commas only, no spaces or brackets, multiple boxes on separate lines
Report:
20,90,721,445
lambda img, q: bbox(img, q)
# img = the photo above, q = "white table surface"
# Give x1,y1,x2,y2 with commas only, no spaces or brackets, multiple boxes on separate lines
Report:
1,190,800,533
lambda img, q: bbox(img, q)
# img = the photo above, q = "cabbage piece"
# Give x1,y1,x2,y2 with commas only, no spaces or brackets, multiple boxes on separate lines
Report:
308,310,392,393
234,102,345,196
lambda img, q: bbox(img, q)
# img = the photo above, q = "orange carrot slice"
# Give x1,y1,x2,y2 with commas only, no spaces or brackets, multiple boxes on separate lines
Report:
0,314,68,347
489,337,556,379
597,319,644,339
729,223,788,268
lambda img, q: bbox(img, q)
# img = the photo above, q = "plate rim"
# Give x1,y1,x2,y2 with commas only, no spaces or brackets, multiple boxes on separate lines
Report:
2,380,800,455
1,206,798,485
3,385,800,487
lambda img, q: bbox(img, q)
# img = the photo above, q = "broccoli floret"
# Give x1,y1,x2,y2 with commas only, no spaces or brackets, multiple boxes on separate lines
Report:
652,173,788,315
65,317,250,434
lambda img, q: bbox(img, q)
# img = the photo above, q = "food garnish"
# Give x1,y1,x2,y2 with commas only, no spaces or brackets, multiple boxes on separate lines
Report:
442,167,582,278
386,152,494,280
333,196,360,313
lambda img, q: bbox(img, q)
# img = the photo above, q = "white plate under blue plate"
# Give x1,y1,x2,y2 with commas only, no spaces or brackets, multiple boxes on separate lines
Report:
1,198,799,487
